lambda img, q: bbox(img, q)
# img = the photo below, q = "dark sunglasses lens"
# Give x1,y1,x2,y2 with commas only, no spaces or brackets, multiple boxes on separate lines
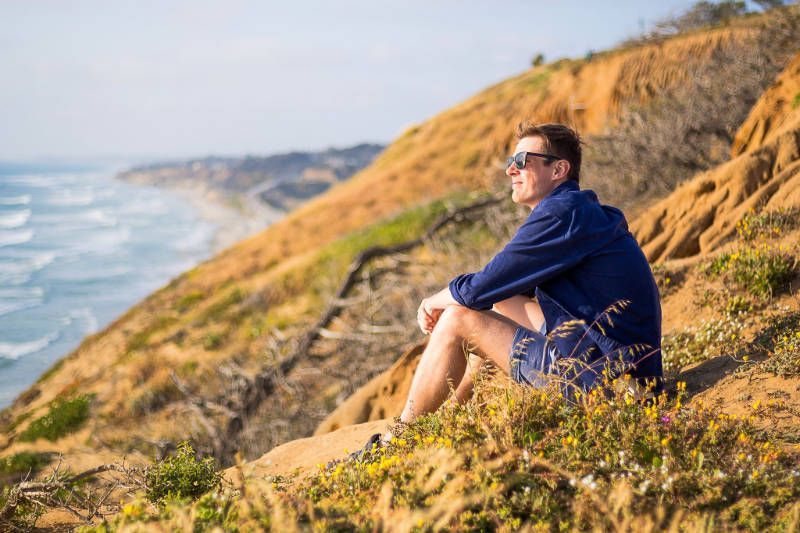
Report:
505,156,514,168
515,152,526,169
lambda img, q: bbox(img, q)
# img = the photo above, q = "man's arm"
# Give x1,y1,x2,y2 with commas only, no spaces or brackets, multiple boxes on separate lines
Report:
417,287,457,334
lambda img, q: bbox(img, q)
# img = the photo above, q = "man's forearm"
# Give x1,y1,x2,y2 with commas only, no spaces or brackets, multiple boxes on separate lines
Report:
424,286,458,311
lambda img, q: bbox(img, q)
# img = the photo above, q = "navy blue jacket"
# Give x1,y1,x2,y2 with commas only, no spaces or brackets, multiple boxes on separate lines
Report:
449,180,662,383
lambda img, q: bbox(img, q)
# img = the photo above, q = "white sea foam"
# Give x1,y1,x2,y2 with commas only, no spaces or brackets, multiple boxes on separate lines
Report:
0,253,56,285
35,208,118,228
68,307,99,335
0,331,59,360
0,286,44,299
46,188,94,206
3,175,56,187
0,228,34,247
0,210,31,229
0,195,31,205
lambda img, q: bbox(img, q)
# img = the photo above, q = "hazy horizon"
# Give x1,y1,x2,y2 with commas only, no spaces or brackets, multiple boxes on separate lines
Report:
2,0,746,163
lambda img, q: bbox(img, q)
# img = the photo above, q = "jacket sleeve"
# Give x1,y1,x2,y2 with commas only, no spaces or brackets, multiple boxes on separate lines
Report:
448,211,593,310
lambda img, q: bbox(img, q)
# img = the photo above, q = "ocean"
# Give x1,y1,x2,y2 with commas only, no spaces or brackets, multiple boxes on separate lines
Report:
0,163,219,409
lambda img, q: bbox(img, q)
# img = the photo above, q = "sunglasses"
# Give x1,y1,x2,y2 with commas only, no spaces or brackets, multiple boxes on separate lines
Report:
505,151,559,170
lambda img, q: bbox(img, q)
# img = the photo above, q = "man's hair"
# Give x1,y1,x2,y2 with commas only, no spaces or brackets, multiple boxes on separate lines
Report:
516,122,583,183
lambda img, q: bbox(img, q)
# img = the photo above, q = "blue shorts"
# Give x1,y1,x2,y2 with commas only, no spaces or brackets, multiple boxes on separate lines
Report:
509,323,562,388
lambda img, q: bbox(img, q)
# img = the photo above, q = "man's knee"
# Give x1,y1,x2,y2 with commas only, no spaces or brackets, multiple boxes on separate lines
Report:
435,305,474,335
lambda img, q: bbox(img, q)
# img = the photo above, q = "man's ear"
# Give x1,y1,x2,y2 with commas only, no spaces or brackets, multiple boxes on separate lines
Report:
554,160,570,180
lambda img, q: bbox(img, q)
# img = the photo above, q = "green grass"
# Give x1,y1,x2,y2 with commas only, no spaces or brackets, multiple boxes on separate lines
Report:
198,286,245,324
18,394,93,442
662,315,747,376
748,311,800,378
0,451,51,476
144,442,222,505
36,357,66,384
792,92,800,110
126,316,179,353
704,245,795,299
176,291,205,312
736,207,800,241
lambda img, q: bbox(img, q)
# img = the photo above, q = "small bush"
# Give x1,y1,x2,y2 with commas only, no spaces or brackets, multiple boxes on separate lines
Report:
145,442,221,505
18,394,92,442
202,332,225,351
751,311,800,377
662,316,747,375
704,245,795,298
176,291,205,312
736,207,800,241
0,451,51,475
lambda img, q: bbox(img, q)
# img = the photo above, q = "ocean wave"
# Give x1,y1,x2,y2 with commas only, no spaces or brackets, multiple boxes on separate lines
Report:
0,228,34,248
46,188,94,206
0,209,31,229
66,226,131,256
0,331,59,361
0,195,31,205
65,307,99,335
0,299,41,318
0,253,57,285
0,286,44,299
3,175,56,187
35,208,118,228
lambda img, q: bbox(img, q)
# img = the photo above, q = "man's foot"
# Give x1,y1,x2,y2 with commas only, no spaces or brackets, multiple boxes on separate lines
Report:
326,433,387,470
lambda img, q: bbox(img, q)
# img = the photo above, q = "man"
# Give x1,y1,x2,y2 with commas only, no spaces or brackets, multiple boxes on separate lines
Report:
352,123,662,456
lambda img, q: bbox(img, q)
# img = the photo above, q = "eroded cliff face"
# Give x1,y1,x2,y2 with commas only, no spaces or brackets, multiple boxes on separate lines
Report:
631,53,800,263
0,18,790,473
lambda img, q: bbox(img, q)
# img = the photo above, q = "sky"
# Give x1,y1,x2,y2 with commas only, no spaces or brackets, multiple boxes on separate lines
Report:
1,0,714,162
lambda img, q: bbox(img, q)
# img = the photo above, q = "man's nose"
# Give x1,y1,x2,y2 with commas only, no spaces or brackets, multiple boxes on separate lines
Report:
505,163,517,177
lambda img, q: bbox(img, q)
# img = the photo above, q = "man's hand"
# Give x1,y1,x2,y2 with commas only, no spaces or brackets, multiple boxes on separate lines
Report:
417,299,442,335
416,287,458,335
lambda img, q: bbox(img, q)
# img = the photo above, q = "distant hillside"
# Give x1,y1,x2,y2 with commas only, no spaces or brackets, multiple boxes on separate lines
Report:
117,143,384,211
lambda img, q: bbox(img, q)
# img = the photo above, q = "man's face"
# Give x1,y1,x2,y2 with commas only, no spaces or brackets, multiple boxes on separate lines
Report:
506,135,564,209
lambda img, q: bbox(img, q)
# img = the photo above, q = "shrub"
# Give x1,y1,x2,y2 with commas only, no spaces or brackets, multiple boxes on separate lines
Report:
176,291,205,312
18,394,92,442
0,451,51,476
144,442,222,505
704,245,795,298
736,207,800,241
662,316,747,375
750,311,800,377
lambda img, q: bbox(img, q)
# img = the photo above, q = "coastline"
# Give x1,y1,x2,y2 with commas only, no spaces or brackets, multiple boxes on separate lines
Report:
116,176,285,254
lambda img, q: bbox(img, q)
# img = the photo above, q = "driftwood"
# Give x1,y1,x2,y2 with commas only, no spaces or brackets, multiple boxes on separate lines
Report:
0,462,142,528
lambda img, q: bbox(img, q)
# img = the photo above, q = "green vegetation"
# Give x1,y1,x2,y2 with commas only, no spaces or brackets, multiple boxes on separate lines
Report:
18,394,93,442
202,331,225,351
704,245,795,299
736,207,800,241
749,311,800,378
126,315,178,353
662,315,747,376
176,291,205,312
199,287,245,324
144,442,222,505
792,91,800,110
0,451,51,476
36,357,65,383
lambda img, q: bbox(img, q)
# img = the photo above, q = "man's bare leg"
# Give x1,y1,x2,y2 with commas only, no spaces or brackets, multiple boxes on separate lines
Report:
450,296,545,402
399,305,522,424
